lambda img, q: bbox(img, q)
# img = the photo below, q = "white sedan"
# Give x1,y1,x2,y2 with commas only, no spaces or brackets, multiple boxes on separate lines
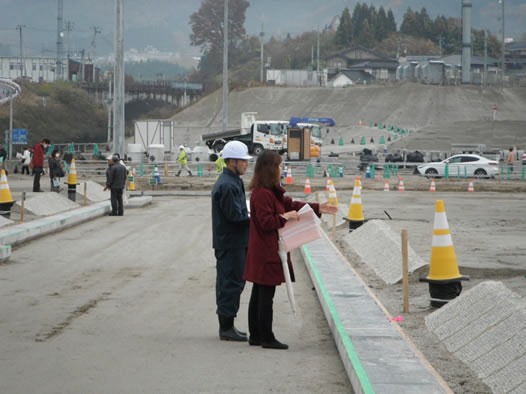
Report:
417,154,498,178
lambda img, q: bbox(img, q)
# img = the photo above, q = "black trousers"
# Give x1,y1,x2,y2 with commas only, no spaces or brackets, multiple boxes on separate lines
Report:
33,167,43,191
110,188,124,215
215,248,247,318
22,165,30,175
248,283,276,342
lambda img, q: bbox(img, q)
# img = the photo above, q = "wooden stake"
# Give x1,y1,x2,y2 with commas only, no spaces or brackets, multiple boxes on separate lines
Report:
84,182,87,206
164,162,169,176
332,213,336,239
315,191,320,203
20,192,25,223
401,229,409,313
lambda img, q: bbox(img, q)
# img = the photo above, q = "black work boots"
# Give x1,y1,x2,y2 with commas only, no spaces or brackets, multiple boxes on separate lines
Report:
218,315,247,342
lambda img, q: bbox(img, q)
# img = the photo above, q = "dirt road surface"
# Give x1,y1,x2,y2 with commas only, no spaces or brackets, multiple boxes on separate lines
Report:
0,197,351,393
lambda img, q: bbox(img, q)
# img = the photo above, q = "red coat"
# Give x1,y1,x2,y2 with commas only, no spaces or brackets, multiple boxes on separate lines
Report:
244,186,320,286
32,143,44,168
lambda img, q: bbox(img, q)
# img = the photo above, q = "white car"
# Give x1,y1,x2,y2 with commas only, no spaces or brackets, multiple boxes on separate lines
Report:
417,154,498,178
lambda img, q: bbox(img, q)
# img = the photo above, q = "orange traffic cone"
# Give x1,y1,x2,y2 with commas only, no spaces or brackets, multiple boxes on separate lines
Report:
429,178,436,192
328,180,339,206
467,179,474,192
326,175,331,192
357,176,362,191
420,200,469,307
398,177,405,191
359,120,363,126
285,166,293,185
304,177,312,194
384,180,390,191
344,177,364,230
377,173,382,182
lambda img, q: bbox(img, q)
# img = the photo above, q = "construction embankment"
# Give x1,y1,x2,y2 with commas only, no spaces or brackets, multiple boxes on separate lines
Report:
171,84,526,151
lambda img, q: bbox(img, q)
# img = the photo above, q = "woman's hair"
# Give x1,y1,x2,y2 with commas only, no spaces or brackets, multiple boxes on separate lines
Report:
51,148,60,157
249,151,282,190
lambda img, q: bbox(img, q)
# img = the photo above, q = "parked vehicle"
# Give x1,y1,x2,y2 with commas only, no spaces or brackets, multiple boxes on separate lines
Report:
416,154,498,178
201,112,283,155
385,152,404,163
359,148,378,171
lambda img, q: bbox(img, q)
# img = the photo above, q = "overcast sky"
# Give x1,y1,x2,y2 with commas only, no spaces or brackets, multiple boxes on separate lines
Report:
1,0,524,65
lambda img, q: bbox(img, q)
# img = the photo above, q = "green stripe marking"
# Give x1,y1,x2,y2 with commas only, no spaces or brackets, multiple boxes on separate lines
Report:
303,245,375,394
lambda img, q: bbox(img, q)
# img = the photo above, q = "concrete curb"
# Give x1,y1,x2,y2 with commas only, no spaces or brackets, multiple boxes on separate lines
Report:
301,231,452,394
0,201,111,247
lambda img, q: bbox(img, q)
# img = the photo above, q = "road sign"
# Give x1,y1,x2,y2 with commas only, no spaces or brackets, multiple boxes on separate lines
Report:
12,128,28,144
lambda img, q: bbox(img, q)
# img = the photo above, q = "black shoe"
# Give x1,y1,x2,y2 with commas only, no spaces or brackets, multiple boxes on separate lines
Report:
261,339,288,350
219,327,248,342
233,326,247,337
34,190,44,192
248,336,261,346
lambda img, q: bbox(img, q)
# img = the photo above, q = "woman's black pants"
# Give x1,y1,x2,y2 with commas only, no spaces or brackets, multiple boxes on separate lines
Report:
248,283,276,342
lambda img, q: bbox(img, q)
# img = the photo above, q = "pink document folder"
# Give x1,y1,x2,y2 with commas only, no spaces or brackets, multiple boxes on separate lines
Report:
278,205,321,252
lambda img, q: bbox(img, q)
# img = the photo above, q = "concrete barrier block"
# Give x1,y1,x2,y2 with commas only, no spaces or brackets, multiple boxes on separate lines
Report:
426,281,526,394
0,244,11,263
343,220,426,284
0,216,14,228
14,193,79,216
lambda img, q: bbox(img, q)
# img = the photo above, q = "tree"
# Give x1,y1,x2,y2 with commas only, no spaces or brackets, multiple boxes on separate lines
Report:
387,9,397,33
335,7,353,48
189,0,250,51
400,7,418,36
376,6,388,41
357,19,374,48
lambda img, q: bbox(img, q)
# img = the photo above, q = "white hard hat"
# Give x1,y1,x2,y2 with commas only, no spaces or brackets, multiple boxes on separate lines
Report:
222,141,251,160
179,145,184,150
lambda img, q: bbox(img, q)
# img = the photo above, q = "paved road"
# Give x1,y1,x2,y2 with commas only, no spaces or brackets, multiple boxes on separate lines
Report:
0,197,351,393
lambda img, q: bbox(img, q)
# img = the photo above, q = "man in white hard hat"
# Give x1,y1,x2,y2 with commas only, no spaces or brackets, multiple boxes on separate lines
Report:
211,141,251,341
176,145,192,176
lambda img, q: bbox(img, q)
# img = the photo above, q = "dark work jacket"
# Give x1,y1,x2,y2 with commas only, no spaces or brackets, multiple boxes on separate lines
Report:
106,162,127,189
244,185,320,286
211,168,250,250
48,157,64,178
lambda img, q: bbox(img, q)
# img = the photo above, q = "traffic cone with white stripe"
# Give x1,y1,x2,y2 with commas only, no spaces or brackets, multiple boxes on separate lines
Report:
328,180,339,206
304,177,312,194
429,178,436,192
0,170,15,218
420,200,469,307
128,169,136,191
398,177,405,191
344,177,365,230
467,179,474,192
285,166,293,185
326,175,331,192
66,159,79,202
384,179,390,191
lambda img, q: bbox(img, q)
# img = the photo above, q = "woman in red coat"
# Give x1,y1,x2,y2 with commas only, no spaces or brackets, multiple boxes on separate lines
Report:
244,151,337,349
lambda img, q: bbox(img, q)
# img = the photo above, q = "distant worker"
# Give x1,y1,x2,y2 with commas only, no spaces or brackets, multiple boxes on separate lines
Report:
507,147,514,173
176,145,192,177
104,154,127,216
32,138,51,192
48,149,65,192
21,147,32,175
215,152,226,180
211,141,251,342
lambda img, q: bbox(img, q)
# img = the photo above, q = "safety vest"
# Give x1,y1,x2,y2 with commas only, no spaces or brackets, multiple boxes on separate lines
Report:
215,157,226,179
178,150,187,165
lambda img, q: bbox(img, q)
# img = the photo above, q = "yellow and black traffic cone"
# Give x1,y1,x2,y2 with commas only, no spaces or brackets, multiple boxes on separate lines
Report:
66,159,79,202
344,177,365,230
0,170,15,219
420,200,469,307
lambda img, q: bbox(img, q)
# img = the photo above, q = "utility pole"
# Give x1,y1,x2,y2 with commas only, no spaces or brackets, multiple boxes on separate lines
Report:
484,30,488,88
56,0,64,81
64,21,74,59
260,24,264,83
316,26,320,86
16,25,26,78
461,0,472,84
439,34,442,57
222,0,229,132
9,96,13,160
106,76,113,144
499,0,505,88
113,0,125,157
90,26,102,83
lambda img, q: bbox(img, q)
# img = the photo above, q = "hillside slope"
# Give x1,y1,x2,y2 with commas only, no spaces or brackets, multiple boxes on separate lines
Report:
171,84,526,149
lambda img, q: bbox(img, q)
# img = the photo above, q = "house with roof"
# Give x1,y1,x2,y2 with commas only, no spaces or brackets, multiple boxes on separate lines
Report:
325,45,399,81
328,70,375,87
505,41,526,75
